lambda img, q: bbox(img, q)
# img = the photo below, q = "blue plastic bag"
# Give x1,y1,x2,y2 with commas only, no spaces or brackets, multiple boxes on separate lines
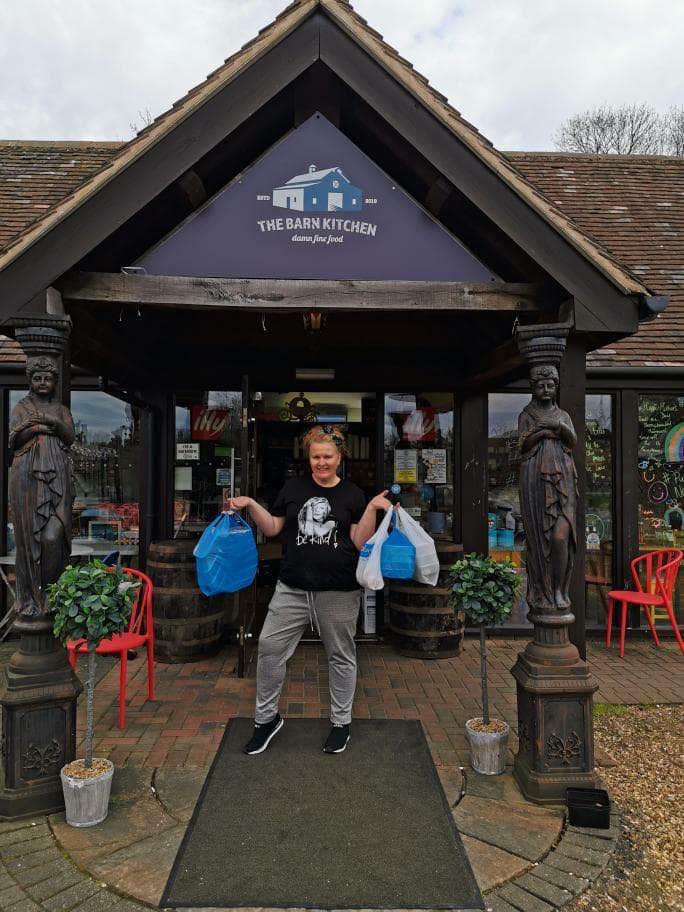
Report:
380,527,416,580
193,512,258,596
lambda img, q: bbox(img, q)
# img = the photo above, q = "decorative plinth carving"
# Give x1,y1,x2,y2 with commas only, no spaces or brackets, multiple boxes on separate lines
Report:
512,324,600,803
0,320,81,820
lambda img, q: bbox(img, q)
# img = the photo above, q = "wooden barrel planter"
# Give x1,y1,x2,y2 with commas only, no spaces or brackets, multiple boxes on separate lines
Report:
389,541,465,659
147,539,238,663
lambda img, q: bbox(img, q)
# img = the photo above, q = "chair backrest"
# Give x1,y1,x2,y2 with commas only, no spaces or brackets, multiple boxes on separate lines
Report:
655,551,683,604
630,549,683,600
121,567,154,636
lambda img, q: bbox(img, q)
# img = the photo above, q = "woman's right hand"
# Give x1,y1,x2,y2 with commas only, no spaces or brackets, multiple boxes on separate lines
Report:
226,496,252,513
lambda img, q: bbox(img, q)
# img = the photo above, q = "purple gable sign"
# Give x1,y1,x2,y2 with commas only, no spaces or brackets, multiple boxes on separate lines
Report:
138,113,497,282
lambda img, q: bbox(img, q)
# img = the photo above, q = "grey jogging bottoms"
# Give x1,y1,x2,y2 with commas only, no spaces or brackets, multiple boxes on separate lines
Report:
255,581,360,725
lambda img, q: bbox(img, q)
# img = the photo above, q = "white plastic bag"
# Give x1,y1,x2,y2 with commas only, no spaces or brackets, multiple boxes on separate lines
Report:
395,506,440,586
356,507,394,591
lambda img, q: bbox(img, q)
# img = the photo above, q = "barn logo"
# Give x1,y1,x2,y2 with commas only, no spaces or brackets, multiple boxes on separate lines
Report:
273,164,362,212
255,161,378,244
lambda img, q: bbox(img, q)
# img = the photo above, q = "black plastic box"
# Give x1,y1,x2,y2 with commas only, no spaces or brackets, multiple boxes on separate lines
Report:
566,788,611,829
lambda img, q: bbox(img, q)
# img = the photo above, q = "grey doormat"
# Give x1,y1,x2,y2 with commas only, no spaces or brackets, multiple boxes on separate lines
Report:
162,718,483,910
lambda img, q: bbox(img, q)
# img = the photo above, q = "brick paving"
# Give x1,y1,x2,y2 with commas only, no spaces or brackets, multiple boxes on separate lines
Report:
0,636,681,912
81,637,684,770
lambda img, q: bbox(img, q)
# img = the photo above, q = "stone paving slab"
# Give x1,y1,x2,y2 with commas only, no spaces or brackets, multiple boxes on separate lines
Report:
87,825,186,907
514,872,574,908
460,835,530,892
454,792,564,862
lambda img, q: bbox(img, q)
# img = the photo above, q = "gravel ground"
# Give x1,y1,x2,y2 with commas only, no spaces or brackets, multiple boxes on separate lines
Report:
568,703,684,912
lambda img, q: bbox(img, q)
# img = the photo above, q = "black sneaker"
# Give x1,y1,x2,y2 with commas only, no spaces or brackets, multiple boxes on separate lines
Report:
243,714,284,755
324,723,350,754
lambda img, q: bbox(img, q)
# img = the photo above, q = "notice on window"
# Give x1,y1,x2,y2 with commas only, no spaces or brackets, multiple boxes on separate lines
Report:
175,466,193,491
176,443,200,461
394,449,417,483
216,467,232,486
421,448,447,484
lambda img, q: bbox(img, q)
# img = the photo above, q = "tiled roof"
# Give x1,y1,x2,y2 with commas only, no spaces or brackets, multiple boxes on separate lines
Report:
508,153,684,368
1,143,683,369
0,141,123,251
0,0,648,301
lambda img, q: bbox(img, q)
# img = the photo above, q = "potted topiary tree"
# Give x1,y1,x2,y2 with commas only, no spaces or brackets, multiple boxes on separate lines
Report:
49,560,138,826
448,553,520,775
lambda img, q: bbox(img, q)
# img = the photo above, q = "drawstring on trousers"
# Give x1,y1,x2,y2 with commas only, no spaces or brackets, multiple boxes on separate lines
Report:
305,591,320,634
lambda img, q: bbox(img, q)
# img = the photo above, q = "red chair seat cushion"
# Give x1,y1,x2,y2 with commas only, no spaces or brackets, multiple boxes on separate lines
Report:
607,590,665,605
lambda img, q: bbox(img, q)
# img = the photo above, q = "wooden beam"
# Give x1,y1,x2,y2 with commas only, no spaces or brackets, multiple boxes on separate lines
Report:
60,272,540,313
462,339,526,389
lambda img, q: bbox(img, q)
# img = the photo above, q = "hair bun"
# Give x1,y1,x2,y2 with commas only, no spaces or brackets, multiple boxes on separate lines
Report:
301,426,347,455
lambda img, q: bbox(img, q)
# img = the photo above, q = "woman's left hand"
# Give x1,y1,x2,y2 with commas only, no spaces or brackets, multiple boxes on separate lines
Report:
368,490,394,512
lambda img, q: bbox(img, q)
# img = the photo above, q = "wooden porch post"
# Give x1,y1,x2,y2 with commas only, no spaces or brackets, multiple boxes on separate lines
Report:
457,393,488,553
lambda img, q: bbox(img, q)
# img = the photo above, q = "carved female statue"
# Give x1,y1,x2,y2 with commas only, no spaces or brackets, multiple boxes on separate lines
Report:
9,356,75,618
519,365,578,613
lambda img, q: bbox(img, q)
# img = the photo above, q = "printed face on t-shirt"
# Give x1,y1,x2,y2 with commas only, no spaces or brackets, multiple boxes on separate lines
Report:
297,497,339,548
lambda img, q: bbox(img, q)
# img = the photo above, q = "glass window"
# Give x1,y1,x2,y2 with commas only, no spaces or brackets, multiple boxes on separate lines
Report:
174,390,242,537
257,392,376,505
488,393,529,625
383,393,454,537
585,395,613,628
7,390,142,560
638,394,684,623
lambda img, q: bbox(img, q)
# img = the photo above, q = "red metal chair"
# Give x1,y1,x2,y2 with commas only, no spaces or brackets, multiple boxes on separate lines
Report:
67,567,155,728
607,549,684,658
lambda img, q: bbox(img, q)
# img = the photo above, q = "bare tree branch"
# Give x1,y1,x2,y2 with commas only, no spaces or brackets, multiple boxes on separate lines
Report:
554,103,665,154
663,106,684,156
129,107,154,137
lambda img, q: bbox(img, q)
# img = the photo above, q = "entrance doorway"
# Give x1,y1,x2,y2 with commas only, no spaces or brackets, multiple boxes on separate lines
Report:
252,391,379,643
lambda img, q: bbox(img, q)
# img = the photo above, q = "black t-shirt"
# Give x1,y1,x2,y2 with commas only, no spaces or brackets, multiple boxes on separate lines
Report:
271,475,366,591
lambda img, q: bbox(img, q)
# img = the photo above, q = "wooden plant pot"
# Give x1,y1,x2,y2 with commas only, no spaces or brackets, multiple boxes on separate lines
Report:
60,759,114,827
465,719,510,775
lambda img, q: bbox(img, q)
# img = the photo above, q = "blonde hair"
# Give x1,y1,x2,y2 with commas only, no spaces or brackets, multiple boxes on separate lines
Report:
301,426,347,456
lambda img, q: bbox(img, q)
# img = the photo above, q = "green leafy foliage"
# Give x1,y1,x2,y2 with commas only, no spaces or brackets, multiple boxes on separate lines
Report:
447,553,520,626
48,560,136,646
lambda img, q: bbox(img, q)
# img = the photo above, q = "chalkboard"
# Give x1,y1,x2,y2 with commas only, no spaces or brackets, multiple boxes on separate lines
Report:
638,397,684,525
586,418,610,487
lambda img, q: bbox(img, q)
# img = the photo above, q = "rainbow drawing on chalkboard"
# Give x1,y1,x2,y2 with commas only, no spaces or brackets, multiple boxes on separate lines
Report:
663,422,684,463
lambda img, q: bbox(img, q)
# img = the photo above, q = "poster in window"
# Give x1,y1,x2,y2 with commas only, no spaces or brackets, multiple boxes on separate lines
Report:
175,466,193,490
216,467,232,486
402,408,437,443
421,448,447,484
394,449,417,483
176,443,199,461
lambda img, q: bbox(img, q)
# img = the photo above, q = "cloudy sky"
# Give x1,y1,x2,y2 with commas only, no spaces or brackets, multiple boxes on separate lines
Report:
1,0,683,150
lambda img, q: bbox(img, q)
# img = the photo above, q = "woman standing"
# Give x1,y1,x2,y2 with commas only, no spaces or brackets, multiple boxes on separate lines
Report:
9,356,75,618
229,426,391,755
519,365,578,614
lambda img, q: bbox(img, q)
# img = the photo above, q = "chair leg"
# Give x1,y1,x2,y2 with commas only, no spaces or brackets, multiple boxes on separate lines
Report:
642,605,661,647
118,651,127,730
146,640,155,700
619,600,628,658
664,600,684,655
606,598,614,647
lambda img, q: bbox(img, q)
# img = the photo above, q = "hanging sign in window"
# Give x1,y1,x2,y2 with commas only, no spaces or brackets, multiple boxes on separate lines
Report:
176,443,200,461
191,406,228,441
